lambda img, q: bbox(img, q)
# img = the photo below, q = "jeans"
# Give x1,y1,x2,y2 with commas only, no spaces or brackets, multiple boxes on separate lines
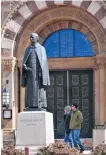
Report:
64,132,72,146
70,129,84,151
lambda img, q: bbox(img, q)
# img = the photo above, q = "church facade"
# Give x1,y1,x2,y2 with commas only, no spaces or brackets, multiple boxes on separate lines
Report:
1,0,106,138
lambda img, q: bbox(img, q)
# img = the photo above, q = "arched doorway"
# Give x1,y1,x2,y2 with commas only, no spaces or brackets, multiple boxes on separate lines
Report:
43,29,94,139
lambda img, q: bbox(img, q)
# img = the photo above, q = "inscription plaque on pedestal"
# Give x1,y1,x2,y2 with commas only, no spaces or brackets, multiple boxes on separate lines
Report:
16,111,54,148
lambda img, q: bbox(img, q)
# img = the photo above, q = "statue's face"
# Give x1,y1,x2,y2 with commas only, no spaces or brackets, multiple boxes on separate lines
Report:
30,33,38,43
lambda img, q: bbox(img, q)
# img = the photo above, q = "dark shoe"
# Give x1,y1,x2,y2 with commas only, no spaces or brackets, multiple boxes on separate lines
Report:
80,149,84,154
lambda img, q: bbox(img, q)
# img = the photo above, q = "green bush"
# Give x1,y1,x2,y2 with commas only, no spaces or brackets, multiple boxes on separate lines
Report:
36,141,80,155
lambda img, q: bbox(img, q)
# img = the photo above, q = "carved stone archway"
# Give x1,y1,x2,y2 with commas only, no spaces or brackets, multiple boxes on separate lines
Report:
16,6,106,60
38,20,98,53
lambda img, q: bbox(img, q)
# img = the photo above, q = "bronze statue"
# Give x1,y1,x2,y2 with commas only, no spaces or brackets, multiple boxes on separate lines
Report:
21,33,50,110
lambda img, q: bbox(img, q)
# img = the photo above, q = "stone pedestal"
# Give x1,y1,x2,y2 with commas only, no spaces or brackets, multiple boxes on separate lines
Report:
16,111,54,149
93,129,106,149
1,129,3,149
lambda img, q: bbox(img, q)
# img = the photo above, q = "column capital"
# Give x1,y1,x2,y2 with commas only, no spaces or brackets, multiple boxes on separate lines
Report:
94,54,106,69
1,57,16,72
17,59,22,68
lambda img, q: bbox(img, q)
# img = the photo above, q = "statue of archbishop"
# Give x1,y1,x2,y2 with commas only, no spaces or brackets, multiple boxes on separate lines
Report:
21,33,50,110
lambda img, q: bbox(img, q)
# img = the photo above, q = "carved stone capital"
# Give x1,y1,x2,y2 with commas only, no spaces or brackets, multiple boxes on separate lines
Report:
94,58,99,70
97,58,105,66
17,59,22,68
95,55,106,69
1,57,16,72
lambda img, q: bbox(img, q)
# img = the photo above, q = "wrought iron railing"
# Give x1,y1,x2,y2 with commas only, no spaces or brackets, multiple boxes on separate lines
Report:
95,121,106,129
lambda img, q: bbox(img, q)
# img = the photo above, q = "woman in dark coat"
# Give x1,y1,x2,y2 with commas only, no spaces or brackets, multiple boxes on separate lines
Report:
64,106,72,146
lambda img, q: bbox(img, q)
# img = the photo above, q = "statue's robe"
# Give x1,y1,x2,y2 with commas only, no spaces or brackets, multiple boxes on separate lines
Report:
21,43,50,108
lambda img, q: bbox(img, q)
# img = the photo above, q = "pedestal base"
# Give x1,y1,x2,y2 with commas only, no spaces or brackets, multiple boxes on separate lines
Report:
93,129,106,149
16,111,54,149
24,107,47,111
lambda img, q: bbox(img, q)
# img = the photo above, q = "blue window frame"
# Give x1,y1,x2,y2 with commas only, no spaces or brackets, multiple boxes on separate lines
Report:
43,29,94,58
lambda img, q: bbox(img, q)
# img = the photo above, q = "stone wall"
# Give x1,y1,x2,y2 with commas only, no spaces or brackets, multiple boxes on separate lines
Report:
1,0,106,130
1,1,19,26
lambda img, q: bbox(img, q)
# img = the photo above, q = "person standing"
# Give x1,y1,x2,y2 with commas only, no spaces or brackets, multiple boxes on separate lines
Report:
64,106,72,146
69,103,84,153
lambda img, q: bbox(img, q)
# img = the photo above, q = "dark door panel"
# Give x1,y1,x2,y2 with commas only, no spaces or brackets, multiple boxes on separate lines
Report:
69,70,93,138
47,71,67,138
47,70,94,138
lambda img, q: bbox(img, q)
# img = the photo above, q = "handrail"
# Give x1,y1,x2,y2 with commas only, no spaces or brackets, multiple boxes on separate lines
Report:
95,121,106,129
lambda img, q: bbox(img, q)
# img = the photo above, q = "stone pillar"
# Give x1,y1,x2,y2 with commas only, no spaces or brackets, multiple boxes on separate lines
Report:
94,61,100,125
96,56,106,124
18,59,25,111
11,58,16,129
20,68,25,111
1,57,16,129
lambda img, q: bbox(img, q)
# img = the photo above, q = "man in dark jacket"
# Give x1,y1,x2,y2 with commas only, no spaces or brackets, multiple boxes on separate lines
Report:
69,103,84,153
64,106,72,146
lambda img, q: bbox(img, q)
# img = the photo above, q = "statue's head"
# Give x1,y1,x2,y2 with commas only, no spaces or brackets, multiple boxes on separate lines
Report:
30,33,39,43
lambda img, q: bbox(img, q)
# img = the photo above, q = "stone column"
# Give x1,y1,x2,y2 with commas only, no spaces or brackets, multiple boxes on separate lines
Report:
97,56,106,124
1,57,16,129
11,58,16,129
94,60,100,125
18,59,25,111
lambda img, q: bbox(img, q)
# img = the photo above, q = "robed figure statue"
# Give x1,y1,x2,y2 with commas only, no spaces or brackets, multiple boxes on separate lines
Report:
21,33,50,110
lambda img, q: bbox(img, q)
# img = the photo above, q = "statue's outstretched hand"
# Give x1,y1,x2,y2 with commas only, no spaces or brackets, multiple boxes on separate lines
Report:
27,67,32,71
23,64,32,71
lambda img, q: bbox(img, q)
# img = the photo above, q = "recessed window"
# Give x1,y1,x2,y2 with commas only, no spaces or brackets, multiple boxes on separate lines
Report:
43,29,94,58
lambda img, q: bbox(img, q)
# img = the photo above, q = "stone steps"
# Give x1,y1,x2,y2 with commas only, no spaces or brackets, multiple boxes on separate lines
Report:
29,150,92,155
29,149,93,155
29,147,40,155
16,146,92,155
83,150,92,155
29,149,38,155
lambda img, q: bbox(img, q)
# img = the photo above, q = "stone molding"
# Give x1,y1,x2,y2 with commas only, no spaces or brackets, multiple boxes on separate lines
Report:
2,1,106,36
16,7,106,58
1,57,16,72
17,57,95,69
